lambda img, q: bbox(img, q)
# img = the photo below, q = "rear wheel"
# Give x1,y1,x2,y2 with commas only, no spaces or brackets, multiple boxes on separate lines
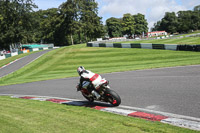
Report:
105,89,121,106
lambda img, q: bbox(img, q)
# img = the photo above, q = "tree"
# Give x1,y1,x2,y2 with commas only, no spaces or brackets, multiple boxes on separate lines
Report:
152,5,200,33
193,5,200,30
80,0,104,42
36,8,61,44
177,11,193,33
0,0,37,49
121,13,135,38
0,0,104,48
59,0,80,45
191,11,200,30
159,12,178,33
133,13,148,36
106,17,122,38
194,5,200,12
59,0,103,45
151,21,162,31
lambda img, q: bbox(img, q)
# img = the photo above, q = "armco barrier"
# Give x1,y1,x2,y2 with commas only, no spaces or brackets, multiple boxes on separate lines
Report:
106,43,114,47
0,55,6,60
113,43,122,48
99,43,106,47
5,54,11,58
141,43,152,49
87,42,200,52
121,43,131,48
18,51,23,54
193,45,200,52
87,42,177,51
164,44,177,50
177,45,200,52
11,52,18,56
152,44,165,49
131,43,141,48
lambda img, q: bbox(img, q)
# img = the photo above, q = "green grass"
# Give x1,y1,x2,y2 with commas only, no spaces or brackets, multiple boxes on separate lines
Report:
0,96,197,133
120,31,200,45
1,44,200,132
121,37,200,45
179,31,200,37
1,44,200,86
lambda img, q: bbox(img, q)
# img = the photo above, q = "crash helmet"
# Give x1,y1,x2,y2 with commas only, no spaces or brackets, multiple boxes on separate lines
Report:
77,66,85,76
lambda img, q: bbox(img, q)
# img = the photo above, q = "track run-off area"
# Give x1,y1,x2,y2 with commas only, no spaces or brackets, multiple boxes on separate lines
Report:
0,49,200,130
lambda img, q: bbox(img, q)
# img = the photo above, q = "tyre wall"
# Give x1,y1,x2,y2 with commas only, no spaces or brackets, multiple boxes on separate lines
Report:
87,42,200,52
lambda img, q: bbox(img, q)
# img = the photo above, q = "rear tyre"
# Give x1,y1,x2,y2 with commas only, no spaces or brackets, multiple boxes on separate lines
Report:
106,89,121,106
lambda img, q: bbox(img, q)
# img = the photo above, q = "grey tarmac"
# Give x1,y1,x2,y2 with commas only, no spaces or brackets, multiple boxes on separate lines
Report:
0,50,51,78
0,64,200,119
0,49,200,119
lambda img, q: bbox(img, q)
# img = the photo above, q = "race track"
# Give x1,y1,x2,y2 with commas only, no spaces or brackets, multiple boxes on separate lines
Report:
0,50,51,78
0,50,200,118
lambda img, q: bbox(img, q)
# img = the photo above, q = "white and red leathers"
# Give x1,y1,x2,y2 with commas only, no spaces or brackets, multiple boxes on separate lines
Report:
77,67,108,99
80,70,102,89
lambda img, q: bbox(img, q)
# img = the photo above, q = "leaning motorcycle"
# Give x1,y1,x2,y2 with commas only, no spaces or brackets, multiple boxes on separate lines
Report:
78,79,121,106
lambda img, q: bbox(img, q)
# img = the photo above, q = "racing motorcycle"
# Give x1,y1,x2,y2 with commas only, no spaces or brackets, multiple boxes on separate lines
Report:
77,79,121,106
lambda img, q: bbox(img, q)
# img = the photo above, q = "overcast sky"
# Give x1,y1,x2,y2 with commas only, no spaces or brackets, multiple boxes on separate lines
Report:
33,0,199,30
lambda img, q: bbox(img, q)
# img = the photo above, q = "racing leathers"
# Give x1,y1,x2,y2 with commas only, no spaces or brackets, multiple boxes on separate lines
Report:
78,70,102,99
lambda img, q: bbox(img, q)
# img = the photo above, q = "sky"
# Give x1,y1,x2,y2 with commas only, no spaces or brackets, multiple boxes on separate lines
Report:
33,0,200,30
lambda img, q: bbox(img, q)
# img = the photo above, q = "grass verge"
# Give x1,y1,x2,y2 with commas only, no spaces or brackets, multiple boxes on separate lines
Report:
119,32,200,44
1,44,200,85
121,36,200,45
0,96,197,133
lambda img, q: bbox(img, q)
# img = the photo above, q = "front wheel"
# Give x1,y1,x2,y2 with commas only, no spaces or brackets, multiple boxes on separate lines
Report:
105,89,121,106
82,92,94,102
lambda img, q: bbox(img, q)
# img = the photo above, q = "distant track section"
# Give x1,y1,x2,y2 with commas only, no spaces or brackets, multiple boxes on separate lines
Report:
0,50,51,78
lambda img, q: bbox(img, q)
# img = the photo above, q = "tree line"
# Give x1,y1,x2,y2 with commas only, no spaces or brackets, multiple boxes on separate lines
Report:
1,0,199,50
106,13,148,38
0,0,104,49
152,5,200,33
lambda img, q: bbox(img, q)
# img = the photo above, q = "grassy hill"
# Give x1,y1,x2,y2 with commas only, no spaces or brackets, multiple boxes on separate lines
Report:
1,44,200,85
0,43,200,132
133,36,200,45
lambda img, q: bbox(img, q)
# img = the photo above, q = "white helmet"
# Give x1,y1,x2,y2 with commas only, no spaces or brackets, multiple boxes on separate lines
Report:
77,66,85,76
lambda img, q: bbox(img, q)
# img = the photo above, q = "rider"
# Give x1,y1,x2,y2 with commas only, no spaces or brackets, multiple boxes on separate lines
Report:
77,66,102,99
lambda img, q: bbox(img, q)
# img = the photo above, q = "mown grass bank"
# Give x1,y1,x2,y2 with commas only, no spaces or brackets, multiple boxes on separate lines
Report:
120,31,200,45
0,96,197,133
1,44,200,86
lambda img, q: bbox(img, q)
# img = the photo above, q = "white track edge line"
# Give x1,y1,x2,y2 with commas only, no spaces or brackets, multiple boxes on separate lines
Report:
120,105,200,122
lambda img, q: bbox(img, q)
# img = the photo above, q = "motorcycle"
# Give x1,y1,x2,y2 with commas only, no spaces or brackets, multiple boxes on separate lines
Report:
77,79,121,106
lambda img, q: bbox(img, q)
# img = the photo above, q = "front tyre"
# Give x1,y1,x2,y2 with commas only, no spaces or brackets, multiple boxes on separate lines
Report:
106,89,121,106
82,92,94,102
